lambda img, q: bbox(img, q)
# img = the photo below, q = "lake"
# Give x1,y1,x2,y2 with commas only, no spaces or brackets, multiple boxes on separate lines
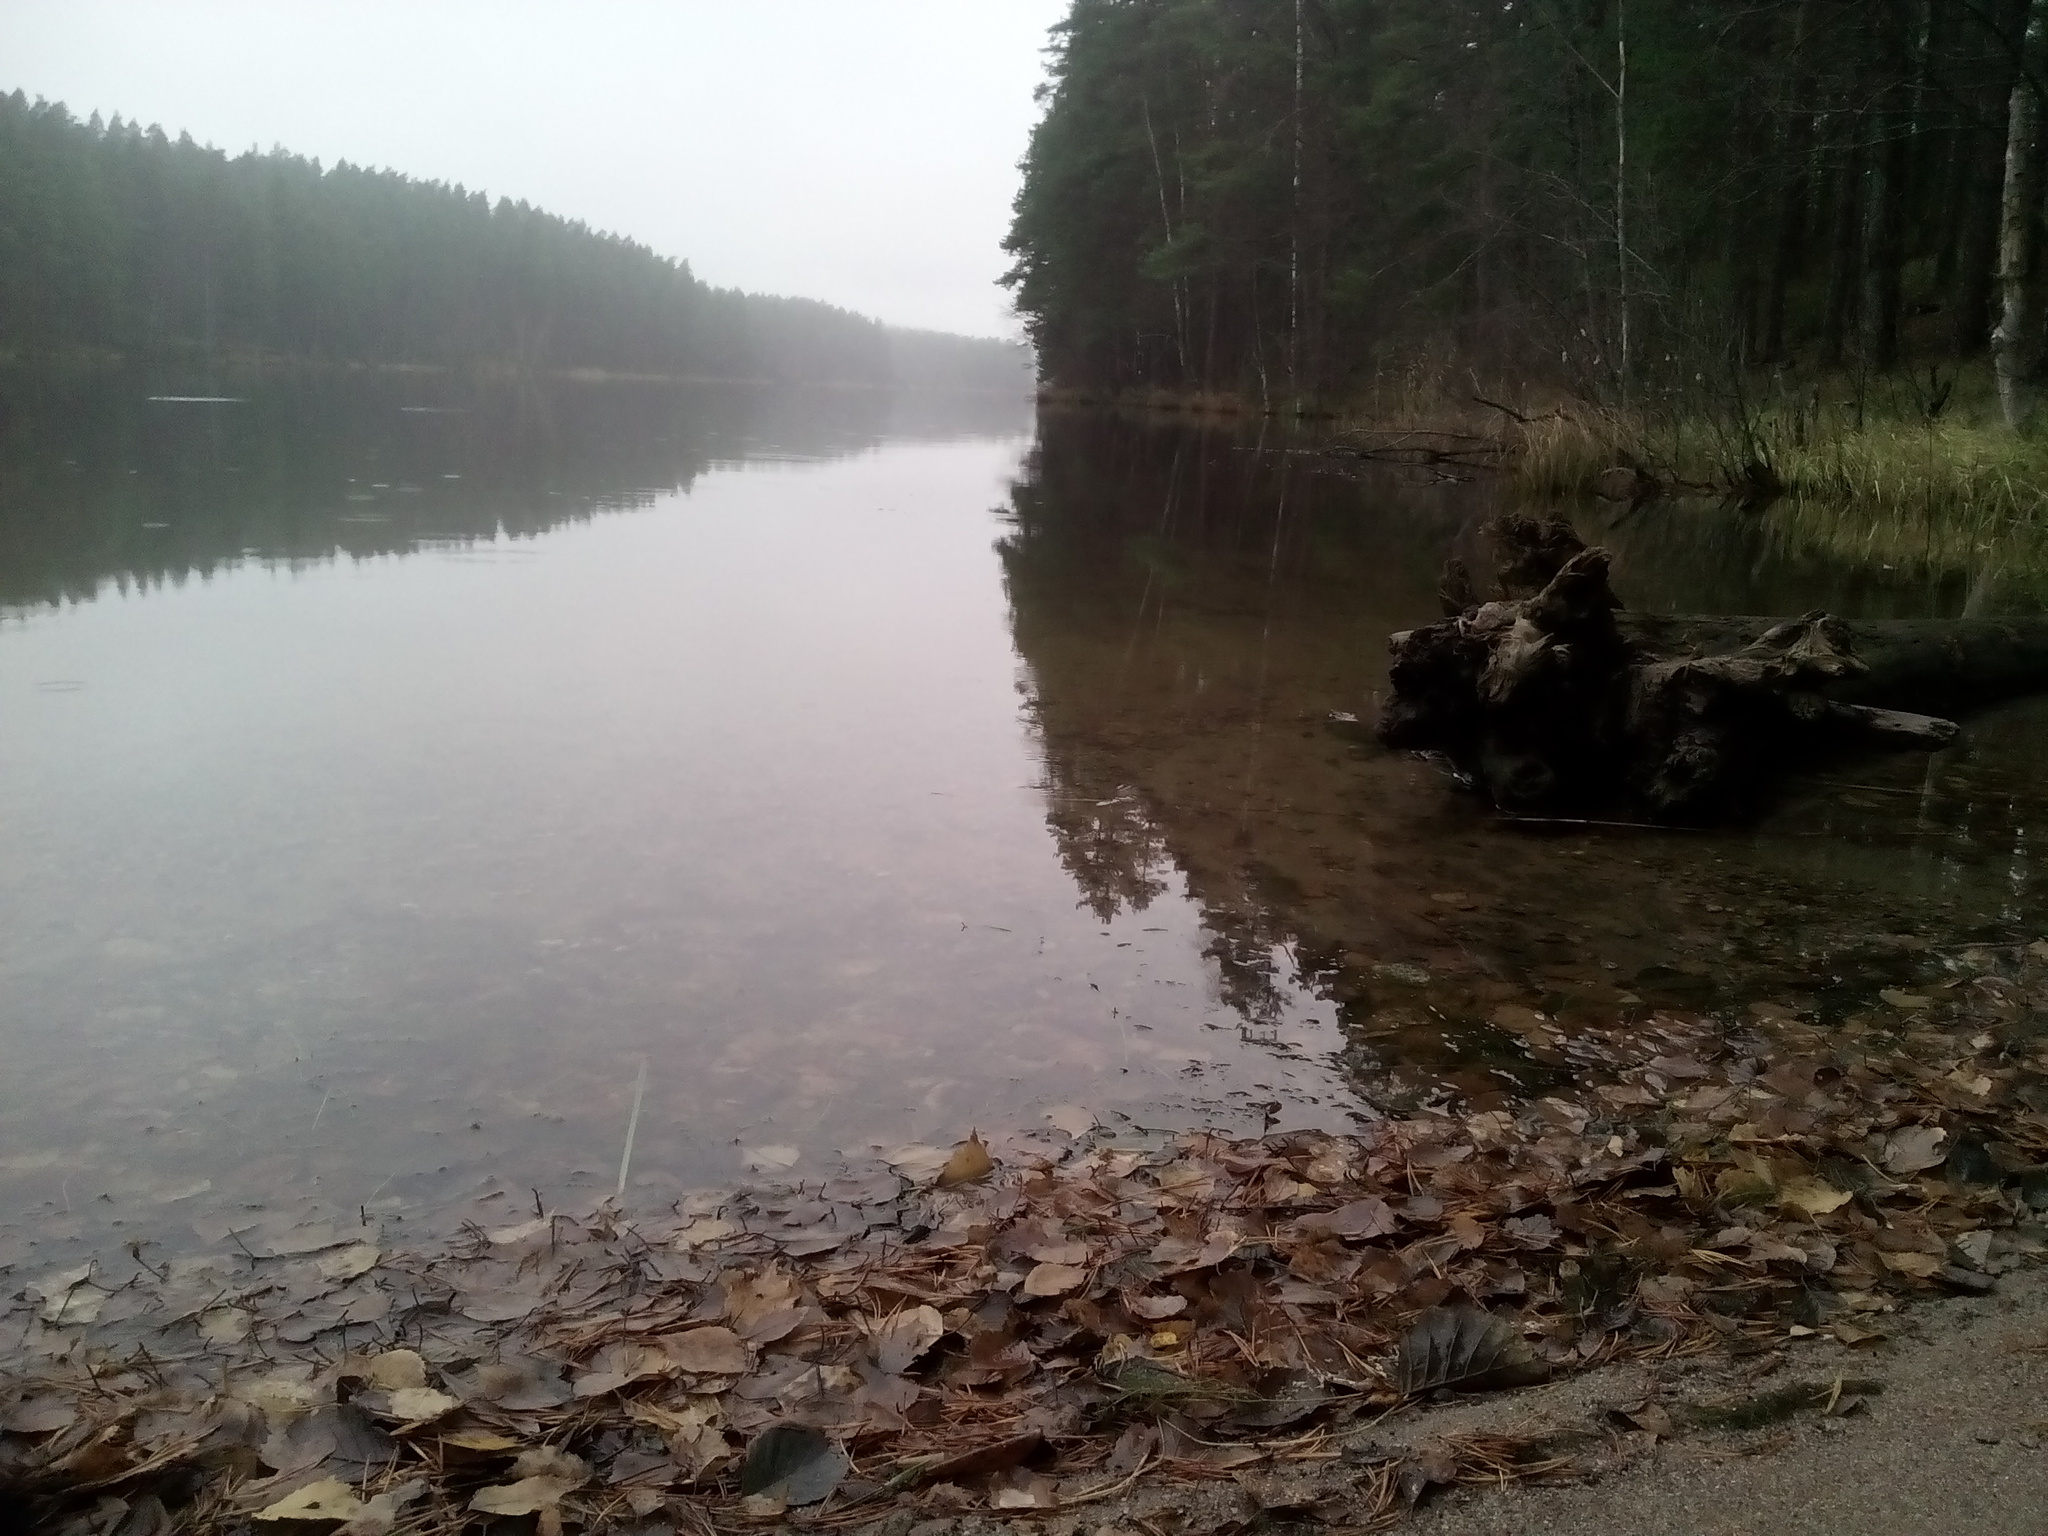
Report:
3,375,2043,1271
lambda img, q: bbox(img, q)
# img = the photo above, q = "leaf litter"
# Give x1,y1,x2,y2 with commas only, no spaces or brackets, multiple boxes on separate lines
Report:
7,941,2048,1532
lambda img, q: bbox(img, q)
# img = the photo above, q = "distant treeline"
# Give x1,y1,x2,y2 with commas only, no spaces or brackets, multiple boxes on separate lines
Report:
1005,0,2048,411
0,92,1032,391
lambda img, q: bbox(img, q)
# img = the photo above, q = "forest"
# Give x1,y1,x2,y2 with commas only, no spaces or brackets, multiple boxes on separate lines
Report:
1004,0,2048,424
0,91,1032,391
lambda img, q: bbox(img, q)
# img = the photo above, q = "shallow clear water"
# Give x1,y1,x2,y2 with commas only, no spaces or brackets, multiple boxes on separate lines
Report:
2,379,2043,1269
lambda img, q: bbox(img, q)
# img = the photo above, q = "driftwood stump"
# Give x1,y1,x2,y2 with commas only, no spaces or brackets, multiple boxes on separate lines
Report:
1379,515,2048,820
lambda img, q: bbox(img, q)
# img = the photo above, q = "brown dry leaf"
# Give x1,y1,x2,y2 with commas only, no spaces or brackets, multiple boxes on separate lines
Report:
1394,1306,1548,1394
573,1342,675,1398
256,1478,364,1522
319,1243,380,1282
1880,989,1932,1010
485,1216,552,1245
662,1325,752,1375
1022,1262,1089,1298
1024,1239,1091,1266
938,1132,996,1187
672,1216,738,1250
453,1357,571,1412
1124,1293,1187,1321
1301,1197,1398,1240
870,1304,946,1374
469,1476,580,1517
0,1397,76,1435
1883,1124,1948,1174
1613,1402,1675,1439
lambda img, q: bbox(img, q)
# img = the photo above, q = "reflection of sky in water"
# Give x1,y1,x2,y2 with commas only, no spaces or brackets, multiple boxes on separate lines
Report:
0,411,1353,1270
4,397,2047,1271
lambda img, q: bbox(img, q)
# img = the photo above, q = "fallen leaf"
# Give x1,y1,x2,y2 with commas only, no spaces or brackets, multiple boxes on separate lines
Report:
1022,1262,1088,1298
672,1216,737,1250
452,1357,572,1412
1394,1306,1548,1394
742,1144,801,1171
320,1243,380,1282
1883,1124,1948,1174
486,1216,552,1245
387,1387,461,1424
1124,1293,1187,1321
1880,1251,1941,1278
1045,1105,1097,1138
1024,1239,1091,1266
200,1307,252,1345
662,1325,752,1375
1301,1197,1398,1240
739,1423,849,1506
335,1480,424,1536
441,1430,522,1453
1880,989,1932,1010
0,1397,75,1435
884,1144,952,1180
365,1350,428,1392
469,1476,580,1517
32,1265,98,1326
573,1342,674,1398
938,1132,996,1187
256,1478,364,1522
870,1304,946,1375
1778,1177,1853,1218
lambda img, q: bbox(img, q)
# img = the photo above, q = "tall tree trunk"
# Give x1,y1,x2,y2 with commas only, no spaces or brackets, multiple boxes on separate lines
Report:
1994,0,2048,430
1822,139,1865,364
1956,123,2010,351
1860,4,1912,369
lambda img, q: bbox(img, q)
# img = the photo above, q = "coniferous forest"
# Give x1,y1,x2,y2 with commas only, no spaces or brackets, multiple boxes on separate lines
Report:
1004,0,2048,419
0,91,1031,390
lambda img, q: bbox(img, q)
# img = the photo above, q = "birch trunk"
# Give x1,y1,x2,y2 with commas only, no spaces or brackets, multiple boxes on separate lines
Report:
1994,0,2048,430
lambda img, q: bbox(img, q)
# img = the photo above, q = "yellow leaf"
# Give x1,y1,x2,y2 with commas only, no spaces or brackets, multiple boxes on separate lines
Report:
1880,1250,1941,1278
469,1475,579,1516
938,1132,995,1187
257,1478,364,1522
1778,1177,1853,1218
441,1430,521,1452
387,1387,461,1424
365,1349,427,1392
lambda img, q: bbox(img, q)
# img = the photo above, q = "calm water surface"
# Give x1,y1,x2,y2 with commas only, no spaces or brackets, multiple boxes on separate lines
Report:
3,378,2044,1268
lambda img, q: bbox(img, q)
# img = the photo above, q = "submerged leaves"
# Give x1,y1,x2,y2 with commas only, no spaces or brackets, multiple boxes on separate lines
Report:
8,942,2048,1531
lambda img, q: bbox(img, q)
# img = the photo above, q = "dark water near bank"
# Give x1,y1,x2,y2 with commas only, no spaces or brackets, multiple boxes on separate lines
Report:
3,379,2043,1269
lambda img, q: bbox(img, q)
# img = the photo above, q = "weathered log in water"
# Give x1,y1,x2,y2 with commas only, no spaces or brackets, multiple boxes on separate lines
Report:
1379,515,2048,820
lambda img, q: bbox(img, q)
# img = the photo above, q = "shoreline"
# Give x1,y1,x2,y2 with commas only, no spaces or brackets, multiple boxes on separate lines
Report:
6,940,2044,1532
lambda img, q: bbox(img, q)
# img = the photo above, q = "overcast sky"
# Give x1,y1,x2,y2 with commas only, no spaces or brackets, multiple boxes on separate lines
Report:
4,1,1069,338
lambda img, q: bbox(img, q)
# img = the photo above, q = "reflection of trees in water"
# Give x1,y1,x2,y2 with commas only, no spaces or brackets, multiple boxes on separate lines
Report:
998,412,1478,1026
998,413,2036,1039
1036,778,1172,925
0,371,1030,610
